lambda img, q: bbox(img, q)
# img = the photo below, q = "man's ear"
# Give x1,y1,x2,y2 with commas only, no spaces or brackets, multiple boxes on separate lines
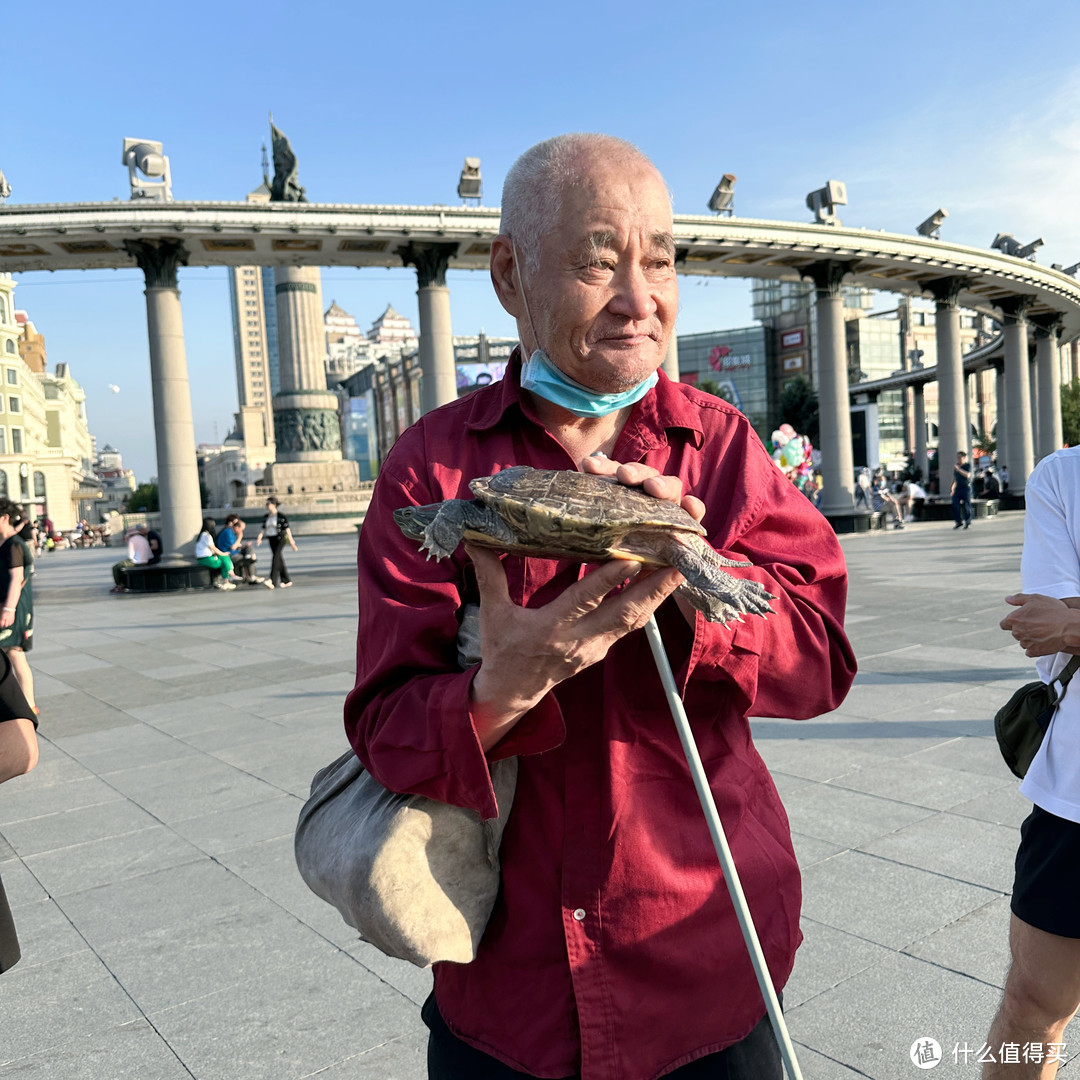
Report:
490,235,524,318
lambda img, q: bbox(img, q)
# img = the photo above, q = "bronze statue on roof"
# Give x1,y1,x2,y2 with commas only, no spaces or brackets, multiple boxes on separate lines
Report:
269,115,307,203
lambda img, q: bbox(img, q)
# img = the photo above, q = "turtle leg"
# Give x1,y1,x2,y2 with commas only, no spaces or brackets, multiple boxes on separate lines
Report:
663,537,776,624
395,500,516,561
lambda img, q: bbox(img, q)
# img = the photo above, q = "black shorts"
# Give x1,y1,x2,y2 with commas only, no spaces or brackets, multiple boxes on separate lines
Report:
1012,805,1080,938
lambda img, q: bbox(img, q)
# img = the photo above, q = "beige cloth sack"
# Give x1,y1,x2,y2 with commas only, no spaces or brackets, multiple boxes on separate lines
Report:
295,750,517,968
294,604,517,968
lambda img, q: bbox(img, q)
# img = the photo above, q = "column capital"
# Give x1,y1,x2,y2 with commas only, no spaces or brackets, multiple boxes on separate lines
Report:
801,259,850,297
1030,313,1065,340
998,295,1036,326
400,241,458,288
923,276,968,308
123,239,189,289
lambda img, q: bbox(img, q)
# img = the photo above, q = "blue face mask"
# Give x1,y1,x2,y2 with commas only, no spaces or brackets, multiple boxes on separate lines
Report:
520,348,658,418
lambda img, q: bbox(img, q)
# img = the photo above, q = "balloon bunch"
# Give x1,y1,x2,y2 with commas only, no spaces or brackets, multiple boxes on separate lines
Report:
770,423,815,491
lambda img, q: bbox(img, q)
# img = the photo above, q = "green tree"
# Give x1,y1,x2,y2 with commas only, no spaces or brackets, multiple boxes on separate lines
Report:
126,483,159,512
1063,378,1080,447
779,375,819,443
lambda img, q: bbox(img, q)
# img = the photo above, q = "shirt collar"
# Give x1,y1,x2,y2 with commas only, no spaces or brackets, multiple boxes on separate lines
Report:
464,346,705,451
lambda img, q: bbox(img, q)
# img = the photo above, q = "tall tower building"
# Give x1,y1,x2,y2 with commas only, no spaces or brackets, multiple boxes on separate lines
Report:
227,176,277,449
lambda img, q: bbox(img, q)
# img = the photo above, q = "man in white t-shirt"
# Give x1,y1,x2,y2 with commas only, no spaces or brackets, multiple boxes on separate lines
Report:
988,445,1080,1078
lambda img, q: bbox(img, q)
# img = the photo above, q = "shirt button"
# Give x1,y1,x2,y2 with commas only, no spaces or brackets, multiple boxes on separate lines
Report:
572,908,587,922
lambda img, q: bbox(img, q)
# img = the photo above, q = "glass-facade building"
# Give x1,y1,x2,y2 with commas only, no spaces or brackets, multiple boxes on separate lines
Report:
676,326,771,434
261,266,281,397
848,316,905,462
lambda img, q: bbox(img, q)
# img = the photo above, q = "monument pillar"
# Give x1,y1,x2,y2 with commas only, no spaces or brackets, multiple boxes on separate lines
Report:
663,331,680,383
1034,319,1064,461
123,239,202,555
272,265,342,464
993,363,1008,478
805,261,854,519
1001,298,1035,494
927,278,966,495
402,243,458,414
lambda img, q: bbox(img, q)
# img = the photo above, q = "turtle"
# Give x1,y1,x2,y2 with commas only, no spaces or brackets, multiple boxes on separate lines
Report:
393,466,775,625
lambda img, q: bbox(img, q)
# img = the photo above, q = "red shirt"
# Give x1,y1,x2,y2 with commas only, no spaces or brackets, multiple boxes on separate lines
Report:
345,362,855,1080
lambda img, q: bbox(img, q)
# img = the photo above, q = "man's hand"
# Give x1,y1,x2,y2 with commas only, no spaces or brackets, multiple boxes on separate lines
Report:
467,458,710,751
580,455,706,524
1001,593,1080,657
467,545,682,751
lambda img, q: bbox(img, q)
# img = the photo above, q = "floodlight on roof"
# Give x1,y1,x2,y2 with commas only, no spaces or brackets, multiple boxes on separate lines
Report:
1016,238,1044,261
916,209,948,239
457,157,482,203
806,180,847,226
707,174,737,215
122,138,172,202
1052,261,1080,277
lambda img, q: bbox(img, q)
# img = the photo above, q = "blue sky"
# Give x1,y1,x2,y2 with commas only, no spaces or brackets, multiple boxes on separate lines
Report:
6,0,1080,481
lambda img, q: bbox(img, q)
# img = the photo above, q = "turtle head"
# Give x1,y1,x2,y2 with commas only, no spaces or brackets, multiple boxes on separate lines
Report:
393,504,438,543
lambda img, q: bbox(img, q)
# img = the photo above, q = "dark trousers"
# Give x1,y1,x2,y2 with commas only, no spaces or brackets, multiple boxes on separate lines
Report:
952,490,972,526
268,535,290,585
423,994,782,1080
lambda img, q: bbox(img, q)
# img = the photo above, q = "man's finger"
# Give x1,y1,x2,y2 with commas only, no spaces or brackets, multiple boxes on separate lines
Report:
588,566,684,636
1004,594,1027,606
681,495,706,523
466,545,513,607
556,560,641,620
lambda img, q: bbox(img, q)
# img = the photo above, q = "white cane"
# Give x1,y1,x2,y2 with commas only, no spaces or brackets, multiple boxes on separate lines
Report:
644,615,804,1080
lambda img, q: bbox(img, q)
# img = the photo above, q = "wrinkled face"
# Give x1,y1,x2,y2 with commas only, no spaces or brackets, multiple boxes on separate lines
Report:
522,153,678,394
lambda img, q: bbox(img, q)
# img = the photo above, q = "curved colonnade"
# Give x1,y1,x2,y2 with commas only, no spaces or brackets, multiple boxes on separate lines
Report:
1,200,1078,541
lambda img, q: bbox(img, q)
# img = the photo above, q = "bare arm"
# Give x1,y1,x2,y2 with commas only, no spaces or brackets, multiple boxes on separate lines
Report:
1,565,24,628
1001,593,1080,656
0,718,38,784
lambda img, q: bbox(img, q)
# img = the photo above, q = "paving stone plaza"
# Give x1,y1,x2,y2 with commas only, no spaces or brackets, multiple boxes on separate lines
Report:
0,512,1073,1079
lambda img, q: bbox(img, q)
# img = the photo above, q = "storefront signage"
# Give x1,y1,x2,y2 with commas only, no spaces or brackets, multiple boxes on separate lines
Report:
708,344,754,372
780,330,805,349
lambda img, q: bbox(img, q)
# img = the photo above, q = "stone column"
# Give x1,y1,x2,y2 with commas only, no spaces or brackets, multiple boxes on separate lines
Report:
1034,319,1064,460
805,261,853,516
273,265,342,464
402,242,458,414
1001,298,1035,494
913,383,928,479
123,240,202,555
927,279,966,497
994,363,1008,477
1029,356,1040,455
1072,340,1080,384
664,332,680,383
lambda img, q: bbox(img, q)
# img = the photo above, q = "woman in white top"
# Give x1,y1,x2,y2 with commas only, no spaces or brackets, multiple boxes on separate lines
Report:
194,518,236,590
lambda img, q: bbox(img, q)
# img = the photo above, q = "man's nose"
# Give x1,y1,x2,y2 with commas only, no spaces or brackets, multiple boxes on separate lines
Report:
607,263,657,321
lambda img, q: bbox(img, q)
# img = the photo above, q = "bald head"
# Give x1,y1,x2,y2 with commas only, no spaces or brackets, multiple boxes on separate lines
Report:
500,134,667,274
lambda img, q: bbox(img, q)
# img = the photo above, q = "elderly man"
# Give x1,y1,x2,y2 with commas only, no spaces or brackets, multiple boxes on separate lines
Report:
345,134,855,1080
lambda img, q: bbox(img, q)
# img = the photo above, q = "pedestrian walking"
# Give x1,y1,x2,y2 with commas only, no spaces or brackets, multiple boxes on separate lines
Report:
0,501,36,714
256,498,297,589
952,451,973,529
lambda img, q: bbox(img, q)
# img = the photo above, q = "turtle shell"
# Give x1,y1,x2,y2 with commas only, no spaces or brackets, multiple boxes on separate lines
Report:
469,466,705,555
